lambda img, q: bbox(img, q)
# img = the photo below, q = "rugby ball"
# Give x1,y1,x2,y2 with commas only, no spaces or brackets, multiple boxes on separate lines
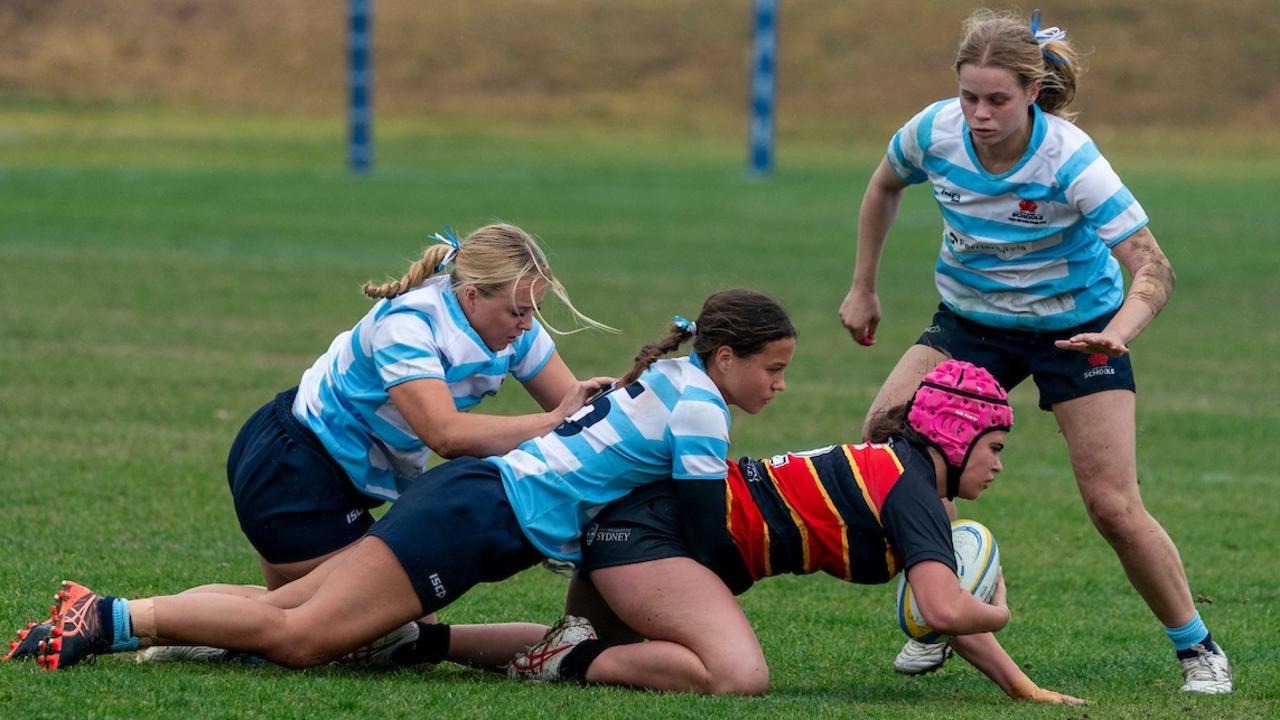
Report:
896,519,1000,641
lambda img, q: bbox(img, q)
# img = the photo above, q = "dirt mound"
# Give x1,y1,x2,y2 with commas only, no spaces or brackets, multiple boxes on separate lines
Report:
2,1,1276,133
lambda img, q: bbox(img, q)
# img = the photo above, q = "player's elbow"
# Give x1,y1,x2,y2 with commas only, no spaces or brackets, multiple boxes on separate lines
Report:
919,603,963,636
430,440,466,459
423,429,471,459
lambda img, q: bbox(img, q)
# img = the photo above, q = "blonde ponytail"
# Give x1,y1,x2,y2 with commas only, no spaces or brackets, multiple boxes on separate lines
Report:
361,223,616,335
362,244,454,299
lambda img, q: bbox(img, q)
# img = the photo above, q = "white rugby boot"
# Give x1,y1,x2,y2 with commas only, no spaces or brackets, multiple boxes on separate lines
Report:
334,621,425,669
136,645,234,663
1179,641,1233,694
506,615,596,682
893,638,952,675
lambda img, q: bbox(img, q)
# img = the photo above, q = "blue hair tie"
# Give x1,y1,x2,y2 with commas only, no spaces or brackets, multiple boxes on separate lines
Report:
672,315,697,335
1029,9,1069,65
429,226,462,272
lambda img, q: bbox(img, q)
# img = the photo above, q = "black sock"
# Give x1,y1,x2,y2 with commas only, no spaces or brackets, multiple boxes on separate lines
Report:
559,638,609,685
394,622,451,666
95,596,119,651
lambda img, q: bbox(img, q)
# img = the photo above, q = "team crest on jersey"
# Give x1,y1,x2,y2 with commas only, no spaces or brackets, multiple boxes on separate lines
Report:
1010,198,1047,225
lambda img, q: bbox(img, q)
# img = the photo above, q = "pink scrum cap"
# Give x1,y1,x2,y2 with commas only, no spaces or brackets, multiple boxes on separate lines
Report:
906,360,1013,495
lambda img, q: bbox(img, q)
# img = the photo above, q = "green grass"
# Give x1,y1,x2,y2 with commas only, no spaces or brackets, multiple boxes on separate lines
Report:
1,101,1277,719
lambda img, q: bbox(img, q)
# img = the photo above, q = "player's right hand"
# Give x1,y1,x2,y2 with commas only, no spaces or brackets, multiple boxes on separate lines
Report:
556,376,615,420
839,287,880,346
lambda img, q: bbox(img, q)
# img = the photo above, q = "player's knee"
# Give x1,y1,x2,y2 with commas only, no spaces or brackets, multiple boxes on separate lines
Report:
705,658,770,696
265,616,333,668
1082,488,1145,541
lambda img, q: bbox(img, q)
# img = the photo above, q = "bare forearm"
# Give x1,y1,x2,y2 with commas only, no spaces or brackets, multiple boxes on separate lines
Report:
950,631,1085,705
433,410,561,458
944,597,1010,636
948,632,1022,695
1105,227,1175,345
851,184,902,292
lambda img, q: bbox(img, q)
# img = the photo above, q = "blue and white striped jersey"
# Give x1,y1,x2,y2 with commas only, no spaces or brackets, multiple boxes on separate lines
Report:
887,99,1148,331
293,275,556,501
489,354,730,562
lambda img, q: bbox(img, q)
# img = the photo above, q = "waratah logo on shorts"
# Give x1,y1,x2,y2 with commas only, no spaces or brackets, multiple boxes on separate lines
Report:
1010,198,1046,225
1084,353,1116,379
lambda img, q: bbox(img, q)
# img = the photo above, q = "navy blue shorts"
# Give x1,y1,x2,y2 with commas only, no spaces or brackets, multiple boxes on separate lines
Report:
580,480,753,596
227,388,383,564
367,457,543,615
916,304,1136,410
580,481,692,572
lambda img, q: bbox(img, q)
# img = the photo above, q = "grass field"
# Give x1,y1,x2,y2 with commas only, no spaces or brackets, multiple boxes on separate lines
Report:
1,101,1277,719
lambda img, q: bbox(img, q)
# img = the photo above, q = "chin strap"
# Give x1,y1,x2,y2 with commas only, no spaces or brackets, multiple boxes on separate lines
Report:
945,467,961,501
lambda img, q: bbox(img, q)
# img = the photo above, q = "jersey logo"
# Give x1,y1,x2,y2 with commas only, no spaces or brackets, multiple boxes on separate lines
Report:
1010,198,1047,225
769,445,836,467
935,186,962,204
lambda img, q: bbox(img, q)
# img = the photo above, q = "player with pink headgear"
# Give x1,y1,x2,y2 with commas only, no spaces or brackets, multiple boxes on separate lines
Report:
504,360,1082,704
906,359,1013,501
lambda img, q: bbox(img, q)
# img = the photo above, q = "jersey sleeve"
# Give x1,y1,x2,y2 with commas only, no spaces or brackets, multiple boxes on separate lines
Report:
1061,142,1150,247
369,310,446,388
885,101,945,185
879,468,956,573
667,396,731,481
676,477,756,595
508,317,557,381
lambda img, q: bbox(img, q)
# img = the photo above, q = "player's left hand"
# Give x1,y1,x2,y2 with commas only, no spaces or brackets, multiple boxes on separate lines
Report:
1054,331,1129,357
1025,687,1087,705
989,569,1007,608
1009,675,1087,705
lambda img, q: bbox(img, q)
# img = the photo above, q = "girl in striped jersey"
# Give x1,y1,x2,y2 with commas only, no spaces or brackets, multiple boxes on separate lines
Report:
233,224,613,591
837,9,1229,693
510,361,1081,704
14,290,797,673
134,223,615,666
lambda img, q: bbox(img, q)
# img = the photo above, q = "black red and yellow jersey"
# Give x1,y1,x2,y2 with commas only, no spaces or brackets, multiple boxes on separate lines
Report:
725,436,955,585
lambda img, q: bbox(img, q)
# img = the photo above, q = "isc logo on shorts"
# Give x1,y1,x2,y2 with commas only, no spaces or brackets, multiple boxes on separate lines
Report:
429,573,447,598
346,509,364,524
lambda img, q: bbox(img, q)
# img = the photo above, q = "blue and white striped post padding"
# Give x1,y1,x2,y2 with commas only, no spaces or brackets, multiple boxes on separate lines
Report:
748,0,777,176
348,0,374,173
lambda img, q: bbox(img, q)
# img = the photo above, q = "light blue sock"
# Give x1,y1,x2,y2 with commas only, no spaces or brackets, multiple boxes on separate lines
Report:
1165,612,1208,652
109,597,140,652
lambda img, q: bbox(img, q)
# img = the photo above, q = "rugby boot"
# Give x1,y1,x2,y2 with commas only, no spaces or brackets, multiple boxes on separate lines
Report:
1179,640,1233,694
136,645,233,664
894,637,953,675
506,615,596,682
5,620,55,661
335,621,426,669
36,580,110,671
